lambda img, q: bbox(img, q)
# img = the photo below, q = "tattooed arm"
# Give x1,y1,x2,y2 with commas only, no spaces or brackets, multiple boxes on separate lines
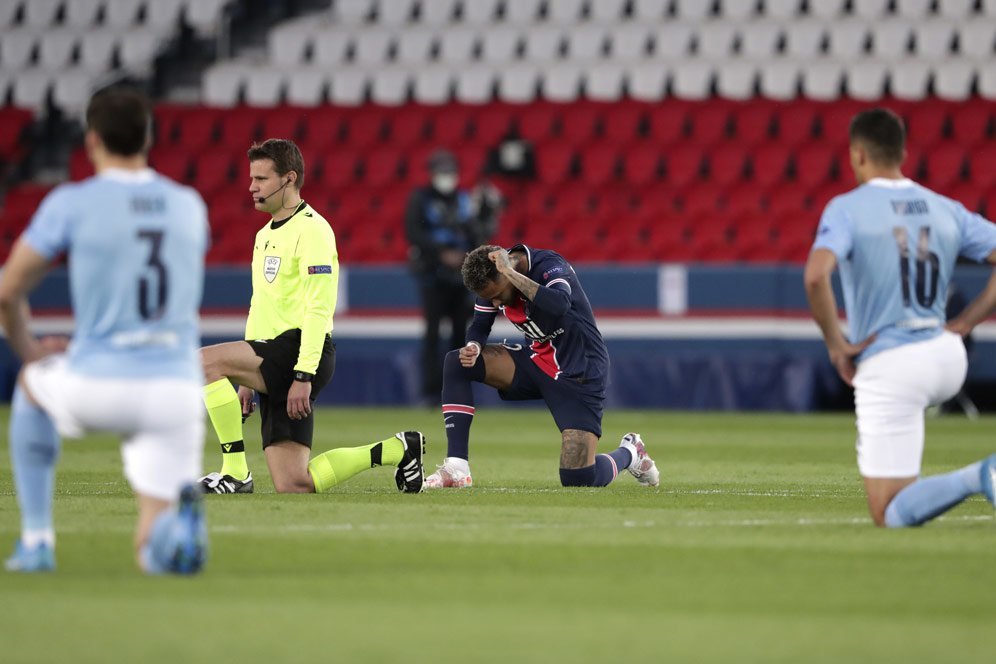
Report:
488,248,571,315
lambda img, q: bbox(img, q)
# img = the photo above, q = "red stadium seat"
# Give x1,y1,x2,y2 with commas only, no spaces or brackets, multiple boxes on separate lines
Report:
68,147,94,181
969,149,996,190
432,104,474,144
343,108,387,148
678,181,725,217
923,143,966,190
517,102,561,143
217,106,263,149
732,101,775,146
775,103,817,146
983,187,996,218
950,103,991,146
906,102,950,147
535,140,576,185
472,104,514,145
150,150,192,183
387,104,430,148
663,144,703,188
816,100,863,147
0,107,31,160
647,103,689,146
794,141,841,188
554,183,599,218
194,151,237,195
724,182,767,217
749,142,792,188
296,106,345,149
766,185,810,218
579,142,620,186
734,213,781,262
648,215,696,262
708,143,748,186
322,148,362,188
363,147,405,187
175,108,222,152
561,102,602,145
942,181,984,213
601,101,646,145
687,103,730,146
622,144,663,186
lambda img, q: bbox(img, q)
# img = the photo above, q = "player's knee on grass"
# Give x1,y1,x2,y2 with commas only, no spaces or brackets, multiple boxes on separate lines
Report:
271,472,315,494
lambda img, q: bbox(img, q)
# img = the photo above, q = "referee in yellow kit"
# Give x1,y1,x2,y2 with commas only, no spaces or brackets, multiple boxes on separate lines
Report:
197,139,425,495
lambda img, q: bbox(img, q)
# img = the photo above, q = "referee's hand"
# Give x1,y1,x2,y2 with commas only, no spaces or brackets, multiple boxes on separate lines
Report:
287,380,312,420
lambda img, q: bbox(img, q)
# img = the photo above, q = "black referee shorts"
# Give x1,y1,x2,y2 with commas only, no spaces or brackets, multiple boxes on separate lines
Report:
246,328,335,448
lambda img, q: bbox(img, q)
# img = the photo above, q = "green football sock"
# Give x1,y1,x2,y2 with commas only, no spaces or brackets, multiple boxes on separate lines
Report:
308,437,405,493
203,378,249,481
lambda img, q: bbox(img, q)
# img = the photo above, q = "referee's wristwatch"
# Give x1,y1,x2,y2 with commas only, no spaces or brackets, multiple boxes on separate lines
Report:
293,371,314,383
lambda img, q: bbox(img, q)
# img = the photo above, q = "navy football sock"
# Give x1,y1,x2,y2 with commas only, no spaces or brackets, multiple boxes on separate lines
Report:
593,447,633,486
440,350,485,460
560,465,597,486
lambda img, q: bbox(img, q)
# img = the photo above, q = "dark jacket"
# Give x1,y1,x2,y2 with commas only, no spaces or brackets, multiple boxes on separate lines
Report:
405,185,499,281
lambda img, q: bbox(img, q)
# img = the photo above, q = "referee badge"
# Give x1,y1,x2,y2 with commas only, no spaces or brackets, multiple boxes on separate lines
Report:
263,256,281,283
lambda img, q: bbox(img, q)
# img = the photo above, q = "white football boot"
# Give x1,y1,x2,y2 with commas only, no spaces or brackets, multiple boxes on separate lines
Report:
424,457,473,489
619,432,660,487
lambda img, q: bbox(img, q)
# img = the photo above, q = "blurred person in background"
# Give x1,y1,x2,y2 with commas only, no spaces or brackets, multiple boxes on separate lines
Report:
406,149,502,406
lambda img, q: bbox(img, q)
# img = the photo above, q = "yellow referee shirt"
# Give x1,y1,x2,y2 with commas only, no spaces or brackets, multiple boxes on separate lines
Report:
245,201,338,374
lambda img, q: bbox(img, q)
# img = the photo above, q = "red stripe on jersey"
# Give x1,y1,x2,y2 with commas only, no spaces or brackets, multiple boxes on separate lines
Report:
442,404,476,415
529,340,562,380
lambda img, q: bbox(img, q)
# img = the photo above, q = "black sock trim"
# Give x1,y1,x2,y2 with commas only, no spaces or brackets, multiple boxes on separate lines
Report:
370,442,383,467
221,440,245,454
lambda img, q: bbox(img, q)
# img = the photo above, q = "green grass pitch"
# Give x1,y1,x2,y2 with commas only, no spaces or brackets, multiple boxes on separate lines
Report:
1,406,994,663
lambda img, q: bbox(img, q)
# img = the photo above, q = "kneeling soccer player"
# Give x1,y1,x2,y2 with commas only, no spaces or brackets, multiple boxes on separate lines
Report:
198,138,425,494
426,244,659,489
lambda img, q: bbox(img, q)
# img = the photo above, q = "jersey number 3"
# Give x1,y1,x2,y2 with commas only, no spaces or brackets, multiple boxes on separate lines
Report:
137,229,168,320
892,226,939,308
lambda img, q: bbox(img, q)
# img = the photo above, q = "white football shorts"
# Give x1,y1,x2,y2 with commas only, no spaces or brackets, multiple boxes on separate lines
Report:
22,354,204,501
852,331,967,478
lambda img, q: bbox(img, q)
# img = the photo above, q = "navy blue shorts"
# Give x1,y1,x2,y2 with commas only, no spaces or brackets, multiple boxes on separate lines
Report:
498,344,605,437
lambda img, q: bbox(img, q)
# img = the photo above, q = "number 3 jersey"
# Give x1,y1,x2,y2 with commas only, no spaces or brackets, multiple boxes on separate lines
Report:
466,244,609,384
23,169,208,380
813,177,996,361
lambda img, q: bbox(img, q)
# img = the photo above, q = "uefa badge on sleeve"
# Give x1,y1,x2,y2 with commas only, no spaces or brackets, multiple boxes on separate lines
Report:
264,256,281,283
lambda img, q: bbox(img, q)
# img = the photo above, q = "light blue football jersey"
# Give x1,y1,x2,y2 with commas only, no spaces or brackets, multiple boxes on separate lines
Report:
813,177,996,362
23,168,208,380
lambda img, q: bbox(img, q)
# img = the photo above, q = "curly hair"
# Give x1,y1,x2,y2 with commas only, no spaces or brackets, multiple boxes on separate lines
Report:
462,245,503,292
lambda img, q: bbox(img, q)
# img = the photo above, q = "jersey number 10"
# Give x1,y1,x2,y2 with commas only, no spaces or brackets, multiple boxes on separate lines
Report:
892,226,939,308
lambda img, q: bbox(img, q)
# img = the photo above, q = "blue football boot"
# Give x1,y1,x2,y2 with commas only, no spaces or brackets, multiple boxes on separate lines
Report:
5,540,55,573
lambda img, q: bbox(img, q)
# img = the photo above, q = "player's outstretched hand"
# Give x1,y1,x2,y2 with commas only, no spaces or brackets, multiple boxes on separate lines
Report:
488,249,513,273
829,335,876,387
459,342,481,368
237,385,256,421
287,380,312,420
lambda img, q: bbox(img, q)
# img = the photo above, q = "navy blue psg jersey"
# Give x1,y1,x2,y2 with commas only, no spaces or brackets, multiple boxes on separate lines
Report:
466,244,608,383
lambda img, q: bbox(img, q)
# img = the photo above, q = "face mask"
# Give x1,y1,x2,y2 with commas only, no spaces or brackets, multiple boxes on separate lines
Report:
432,173,458,194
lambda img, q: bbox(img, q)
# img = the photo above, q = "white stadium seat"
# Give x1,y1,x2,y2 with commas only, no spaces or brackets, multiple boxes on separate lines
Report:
460,0,499,25
268,19,313,66
80,30,119,70
503,0,542,24
758,59,800,99
334,0,373,24
419,0,457,24
895,0,931,18
721,0,758,21
826,20,870,60
146,0,186,31
53,70,99,116
957,22,996,58
12,69,53,111
585,62,626,101
454,65,496,103
63,0,102,28
542,62,583,102
889,59,930,100
937,0,975,19
565,25,607,60
801,59,844,100
985,0,996,17
119,28,169,74
286,67,328,105
1,0,23,28
395,27,436,65
851,0,889,19
871,21,913,58
1,30,39,70
523,25,564,62
763,0,801,19
632,0,669,21
671,60,715,100
846,60,888,100
715,60,757,100
808,0,846,19
438,27,479,63
370,66,411,105
695,22,738,59
739,21,784,60
22,0,61,28
784,21,826,58
590,0,627,22
352,28,395,65
497,63,539,102
977,60,996,99
201,61,248,107
38,30,79,70
932,59,975,101
546,0,585,24
913,22,956,59
652,23,695,59
103,0,143,29
244,67,285,106
608,24,651,61
312,32,352,66
673,0,713,21
377,0,415,26
626,61,668,101
480,26,521,63
185,0,231,36
328,67,369,105
0,71,11,104
411,65,452,104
